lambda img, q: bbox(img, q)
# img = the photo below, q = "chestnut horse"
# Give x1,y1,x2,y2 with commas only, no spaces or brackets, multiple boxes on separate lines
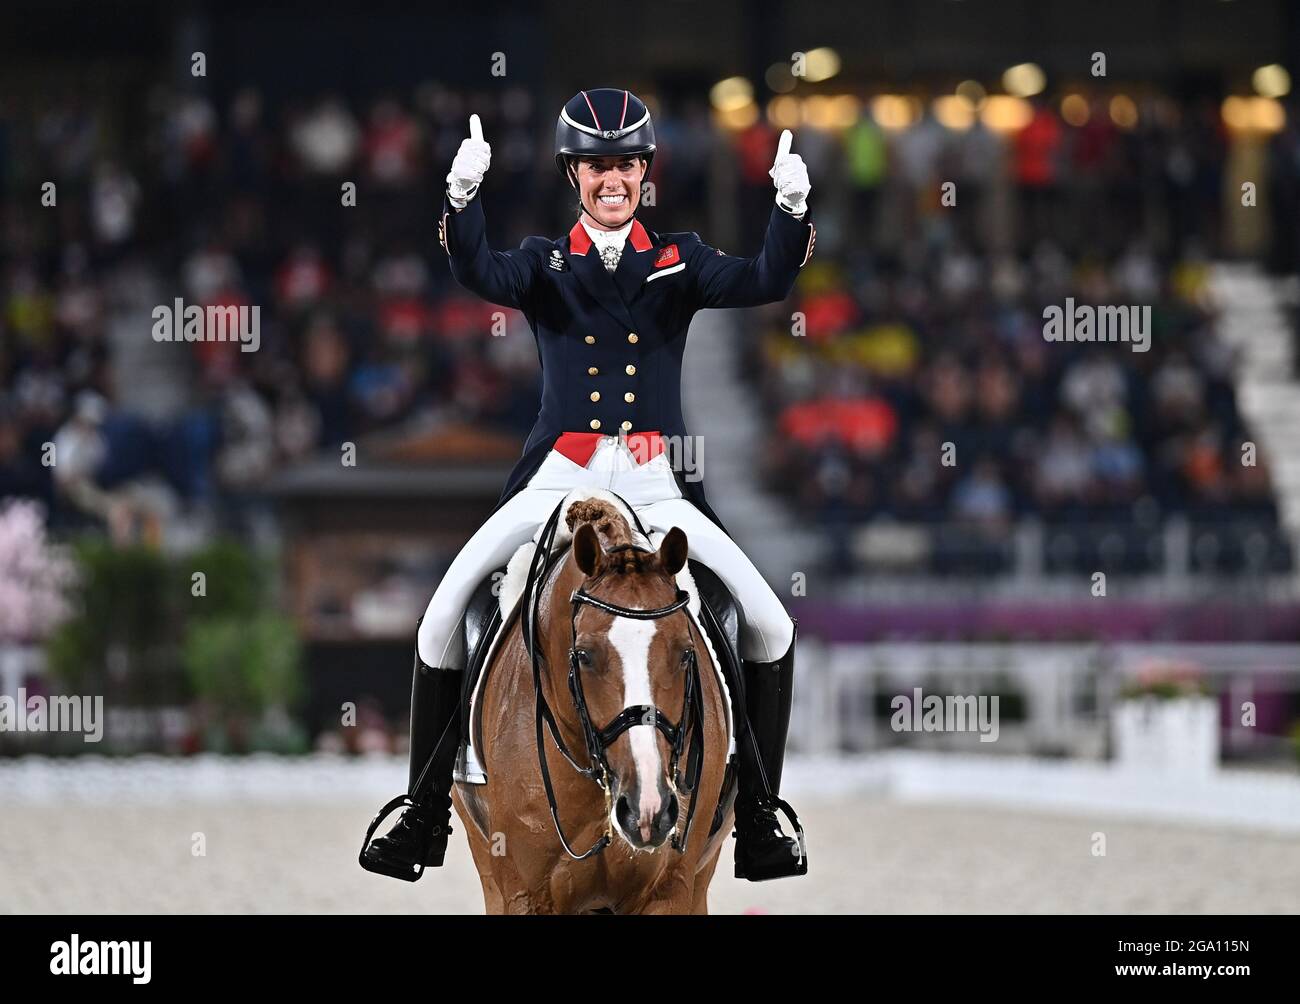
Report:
452,499,733,914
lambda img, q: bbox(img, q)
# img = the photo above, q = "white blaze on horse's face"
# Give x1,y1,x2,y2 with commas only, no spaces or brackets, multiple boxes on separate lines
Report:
607,614,665,846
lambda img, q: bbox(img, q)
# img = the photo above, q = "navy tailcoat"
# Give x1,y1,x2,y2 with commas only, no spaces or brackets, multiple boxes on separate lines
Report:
438,193,816,532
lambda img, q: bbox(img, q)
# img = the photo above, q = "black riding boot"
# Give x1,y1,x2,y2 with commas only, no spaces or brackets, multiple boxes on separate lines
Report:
733,625,808,881
359,649,463,881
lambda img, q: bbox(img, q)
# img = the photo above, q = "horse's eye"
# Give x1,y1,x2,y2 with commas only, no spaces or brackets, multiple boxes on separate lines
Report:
575,649,592,666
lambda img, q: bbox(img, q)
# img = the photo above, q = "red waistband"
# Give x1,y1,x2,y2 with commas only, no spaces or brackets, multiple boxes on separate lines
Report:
554,430,664,467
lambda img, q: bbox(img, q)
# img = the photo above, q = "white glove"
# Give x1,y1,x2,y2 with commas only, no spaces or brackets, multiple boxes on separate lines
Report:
768,129,810,217
446,114,491,208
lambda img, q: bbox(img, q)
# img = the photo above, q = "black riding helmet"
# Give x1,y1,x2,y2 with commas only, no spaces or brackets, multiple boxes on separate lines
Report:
555,88,656,189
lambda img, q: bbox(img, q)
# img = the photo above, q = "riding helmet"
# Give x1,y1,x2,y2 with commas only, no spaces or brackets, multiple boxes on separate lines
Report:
554,88,656,188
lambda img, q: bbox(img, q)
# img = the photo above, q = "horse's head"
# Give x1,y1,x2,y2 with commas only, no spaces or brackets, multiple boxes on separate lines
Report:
565,517,696,851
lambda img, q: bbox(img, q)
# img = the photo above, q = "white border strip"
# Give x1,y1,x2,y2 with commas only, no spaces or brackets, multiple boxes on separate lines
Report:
644,262,685,284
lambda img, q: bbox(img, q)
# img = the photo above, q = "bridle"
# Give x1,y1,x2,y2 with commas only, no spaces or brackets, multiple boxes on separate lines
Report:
523,500,707,860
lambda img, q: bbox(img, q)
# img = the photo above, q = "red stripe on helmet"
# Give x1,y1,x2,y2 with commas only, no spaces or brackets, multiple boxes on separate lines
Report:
581,90,602,130
619,90,629,129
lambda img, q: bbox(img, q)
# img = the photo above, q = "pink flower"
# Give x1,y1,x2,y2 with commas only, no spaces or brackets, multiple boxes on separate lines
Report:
0,500,75,643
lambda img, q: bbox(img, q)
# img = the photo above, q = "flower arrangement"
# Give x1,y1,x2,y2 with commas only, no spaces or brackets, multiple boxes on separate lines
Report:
0,500,75,645
1119,659,1210,700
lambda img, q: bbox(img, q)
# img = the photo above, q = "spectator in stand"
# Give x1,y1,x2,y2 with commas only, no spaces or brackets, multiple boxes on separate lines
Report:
1013,98,1064,251
953,458,1014,530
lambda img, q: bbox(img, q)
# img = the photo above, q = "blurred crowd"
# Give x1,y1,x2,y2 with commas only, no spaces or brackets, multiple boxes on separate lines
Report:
1,85,549,534
754,250,1277,539
1,81,1297,572
729,93,1300,574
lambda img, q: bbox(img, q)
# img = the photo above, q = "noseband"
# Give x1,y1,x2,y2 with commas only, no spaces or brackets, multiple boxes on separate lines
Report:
523,501,707,860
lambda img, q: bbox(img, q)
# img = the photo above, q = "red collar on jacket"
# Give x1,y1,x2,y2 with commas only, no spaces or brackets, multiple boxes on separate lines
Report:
568,218,653,256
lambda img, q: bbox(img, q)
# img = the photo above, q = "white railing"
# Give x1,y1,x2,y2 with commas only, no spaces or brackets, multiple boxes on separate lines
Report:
788,640,1300,760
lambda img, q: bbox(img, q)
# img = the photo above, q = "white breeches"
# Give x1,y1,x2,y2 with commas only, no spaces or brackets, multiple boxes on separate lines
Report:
416,437,795,668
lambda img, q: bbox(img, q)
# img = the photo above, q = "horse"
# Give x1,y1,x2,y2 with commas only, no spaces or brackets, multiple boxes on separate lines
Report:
452,498,734,914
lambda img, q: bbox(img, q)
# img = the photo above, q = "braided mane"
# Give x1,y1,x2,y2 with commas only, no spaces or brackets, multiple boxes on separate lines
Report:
565,498,653,574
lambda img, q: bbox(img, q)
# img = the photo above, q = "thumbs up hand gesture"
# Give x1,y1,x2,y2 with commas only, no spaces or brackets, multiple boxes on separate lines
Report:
447,114,492,207
768,129,810,217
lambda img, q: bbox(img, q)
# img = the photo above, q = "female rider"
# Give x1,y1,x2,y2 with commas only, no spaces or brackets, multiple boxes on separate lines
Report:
361,88,815,883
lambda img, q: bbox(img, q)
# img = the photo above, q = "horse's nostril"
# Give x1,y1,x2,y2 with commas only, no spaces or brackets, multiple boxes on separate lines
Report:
615,793,638,834
658,794,679,833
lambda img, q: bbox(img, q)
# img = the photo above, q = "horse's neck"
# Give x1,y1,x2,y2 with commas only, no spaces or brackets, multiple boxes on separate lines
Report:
540,549,581,633
518,551,592,754
532,550,582,689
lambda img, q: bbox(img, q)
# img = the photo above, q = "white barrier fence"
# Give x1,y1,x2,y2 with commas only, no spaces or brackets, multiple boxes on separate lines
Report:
788,641,1300,761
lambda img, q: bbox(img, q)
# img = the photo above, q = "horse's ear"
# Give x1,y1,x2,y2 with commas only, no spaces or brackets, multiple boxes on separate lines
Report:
573,523,603,577
657,527,688,576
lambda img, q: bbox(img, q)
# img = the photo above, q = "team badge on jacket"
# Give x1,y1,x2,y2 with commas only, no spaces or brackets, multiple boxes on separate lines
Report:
655,244,680,268
548,249,568,271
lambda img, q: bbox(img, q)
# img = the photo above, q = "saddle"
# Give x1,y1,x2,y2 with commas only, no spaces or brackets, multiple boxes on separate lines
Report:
452,553,745,837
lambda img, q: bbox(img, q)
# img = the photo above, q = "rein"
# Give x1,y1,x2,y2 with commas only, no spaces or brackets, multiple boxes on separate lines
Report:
522,501,707,860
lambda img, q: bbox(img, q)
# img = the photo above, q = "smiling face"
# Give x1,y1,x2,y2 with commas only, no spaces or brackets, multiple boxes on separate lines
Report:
574,155,647,230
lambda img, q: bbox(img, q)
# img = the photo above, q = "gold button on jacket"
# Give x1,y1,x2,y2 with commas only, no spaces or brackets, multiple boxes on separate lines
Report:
624,392,635,403
590,419,601,430
585,335,596,344
627,333,638,344
590,391,600,402
625,364,636,375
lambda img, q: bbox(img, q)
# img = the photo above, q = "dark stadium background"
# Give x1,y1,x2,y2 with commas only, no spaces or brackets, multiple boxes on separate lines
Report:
2,0,1299,913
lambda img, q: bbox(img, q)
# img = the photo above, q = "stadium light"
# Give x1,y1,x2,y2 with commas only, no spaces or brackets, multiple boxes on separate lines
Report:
933,95,976,130
802,94,860,129
802,47,842,83
766,95,802,129
1222,95,1286,133
1109,94,1139,129
1252,64,1291,98
870,94,921,131
1250,96,1286,131
1222,95,1251,130
710,77,754,112
980,95,1033,132
713,102,759,130
1002,63,1046,98
1060,93,1090,126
